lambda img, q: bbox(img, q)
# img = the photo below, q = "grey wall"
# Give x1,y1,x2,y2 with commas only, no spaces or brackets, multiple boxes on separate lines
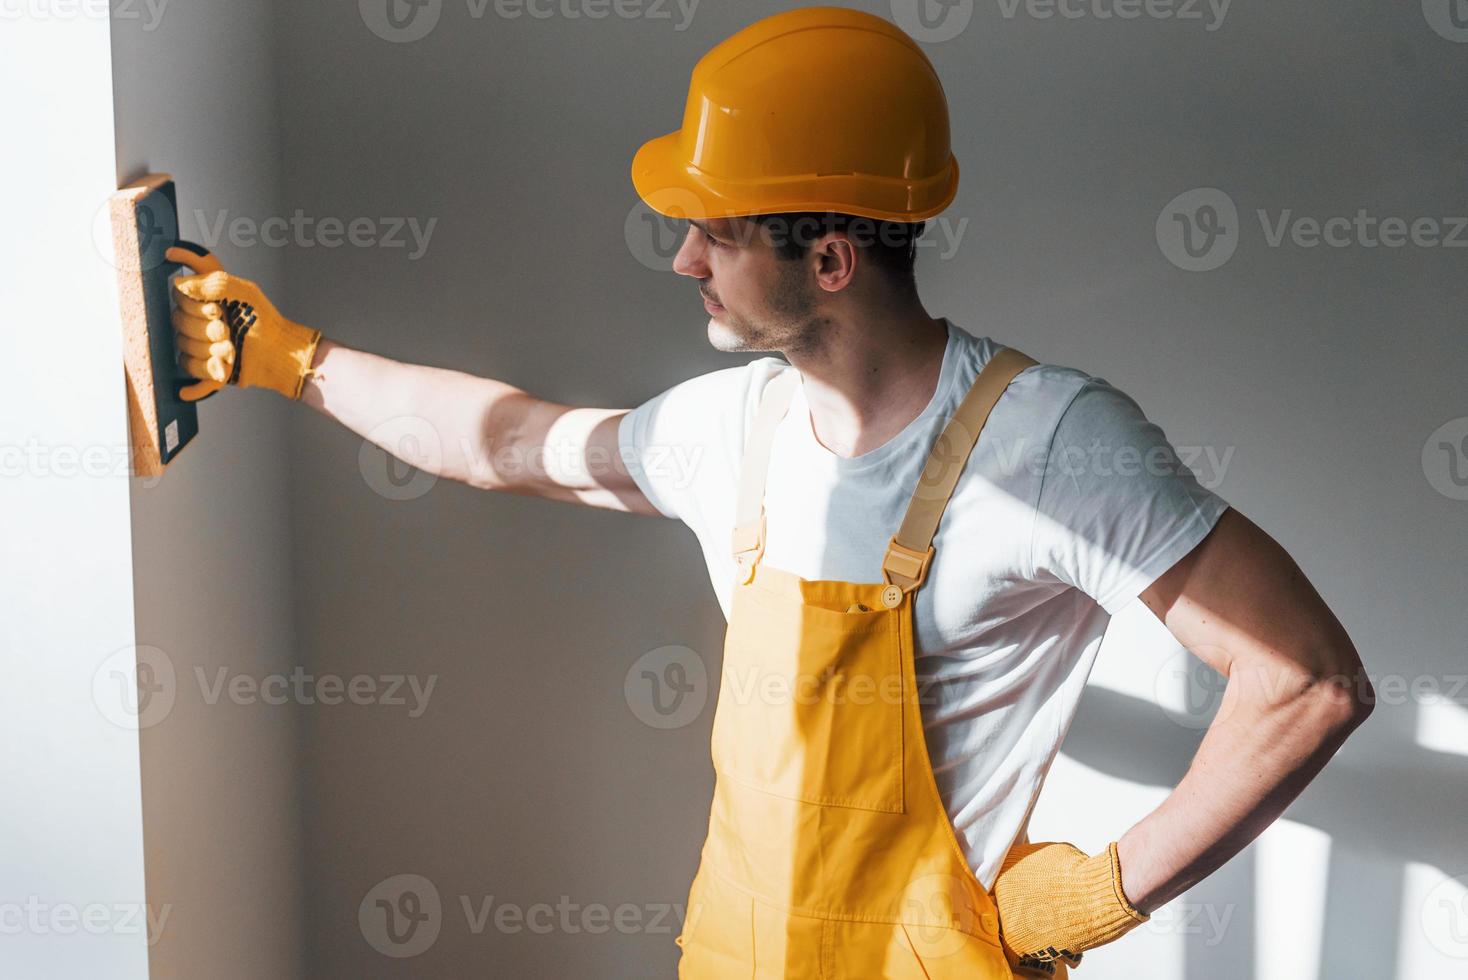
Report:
259,1,1466,977
110,3,307,979
275,5,765,975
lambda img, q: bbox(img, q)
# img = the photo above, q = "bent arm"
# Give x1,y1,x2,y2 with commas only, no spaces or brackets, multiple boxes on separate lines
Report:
299,337,663,516
1121,506,1375,912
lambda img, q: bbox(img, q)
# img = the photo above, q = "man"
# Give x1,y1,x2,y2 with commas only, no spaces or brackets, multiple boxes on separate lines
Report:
167,7,1372,977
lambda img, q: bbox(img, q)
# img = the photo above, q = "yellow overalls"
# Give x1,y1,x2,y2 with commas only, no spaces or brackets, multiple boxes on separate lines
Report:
676,347,1067,978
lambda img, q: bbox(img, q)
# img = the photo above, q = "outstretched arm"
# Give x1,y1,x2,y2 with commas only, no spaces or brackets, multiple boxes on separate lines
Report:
299,338,660,515
167,248,662,516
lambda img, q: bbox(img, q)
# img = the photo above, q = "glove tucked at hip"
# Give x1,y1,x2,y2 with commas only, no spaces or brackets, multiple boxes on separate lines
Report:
991,839,1149,968
167,246,323,401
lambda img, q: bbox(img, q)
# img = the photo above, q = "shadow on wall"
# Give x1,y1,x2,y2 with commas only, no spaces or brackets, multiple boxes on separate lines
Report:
1063,684,1468,979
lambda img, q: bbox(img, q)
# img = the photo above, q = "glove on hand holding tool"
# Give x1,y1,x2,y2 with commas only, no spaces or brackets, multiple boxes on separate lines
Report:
168,250,324,402
112,173,324,477
111,173,215,475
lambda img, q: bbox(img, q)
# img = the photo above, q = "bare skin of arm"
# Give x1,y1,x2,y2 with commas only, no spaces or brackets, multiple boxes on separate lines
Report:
295,337,1370,919
1119,506,1375,913
298,337,663,516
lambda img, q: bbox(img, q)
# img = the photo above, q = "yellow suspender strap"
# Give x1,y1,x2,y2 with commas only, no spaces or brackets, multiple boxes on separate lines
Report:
730,368,801,578
729,347,1037,590
881,347,1038,592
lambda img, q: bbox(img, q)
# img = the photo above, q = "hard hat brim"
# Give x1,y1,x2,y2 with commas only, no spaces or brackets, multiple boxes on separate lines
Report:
631,130,959,224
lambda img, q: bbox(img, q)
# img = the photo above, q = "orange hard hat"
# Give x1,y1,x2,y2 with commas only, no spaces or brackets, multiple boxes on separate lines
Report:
631,6,959,223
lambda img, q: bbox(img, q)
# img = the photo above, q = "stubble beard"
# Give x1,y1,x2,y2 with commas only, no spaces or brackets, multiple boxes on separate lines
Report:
705,261,828,358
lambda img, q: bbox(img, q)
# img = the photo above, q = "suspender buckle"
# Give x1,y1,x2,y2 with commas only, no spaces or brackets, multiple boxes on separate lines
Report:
731,511,767,583
882,535,935,593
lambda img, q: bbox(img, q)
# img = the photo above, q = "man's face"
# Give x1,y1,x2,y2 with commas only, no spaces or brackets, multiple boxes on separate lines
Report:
671,216,822,354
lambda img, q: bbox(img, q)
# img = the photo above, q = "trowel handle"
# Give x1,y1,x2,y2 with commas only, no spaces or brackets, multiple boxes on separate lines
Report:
167,240,224,401
169,239,221,274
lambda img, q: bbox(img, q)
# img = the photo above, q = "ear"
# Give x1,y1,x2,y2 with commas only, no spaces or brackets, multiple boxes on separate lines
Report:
810,232,858,294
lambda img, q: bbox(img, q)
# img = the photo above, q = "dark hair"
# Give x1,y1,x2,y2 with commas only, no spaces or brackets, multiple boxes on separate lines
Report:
746,212,925,291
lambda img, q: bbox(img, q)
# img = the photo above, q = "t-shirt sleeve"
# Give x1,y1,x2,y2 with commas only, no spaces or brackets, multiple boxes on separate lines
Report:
618,398,684,522
1028,377,1230,615
617,359,782,530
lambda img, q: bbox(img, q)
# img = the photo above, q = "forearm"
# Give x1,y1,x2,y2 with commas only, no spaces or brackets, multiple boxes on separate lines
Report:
299,337,530,490
1115,651,1372,913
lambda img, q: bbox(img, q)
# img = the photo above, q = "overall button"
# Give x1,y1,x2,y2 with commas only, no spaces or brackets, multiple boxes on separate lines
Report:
880,584,903,608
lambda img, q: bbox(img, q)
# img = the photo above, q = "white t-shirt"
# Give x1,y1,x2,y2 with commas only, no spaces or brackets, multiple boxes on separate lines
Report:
618,318,1229,890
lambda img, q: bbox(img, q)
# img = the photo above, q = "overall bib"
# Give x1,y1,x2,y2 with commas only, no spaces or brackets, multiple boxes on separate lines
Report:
676,347,1067,979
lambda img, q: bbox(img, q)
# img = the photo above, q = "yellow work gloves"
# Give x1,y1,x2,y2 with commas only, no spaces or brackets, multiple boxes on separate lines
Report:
166,246,323,402
991,839,1150,971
